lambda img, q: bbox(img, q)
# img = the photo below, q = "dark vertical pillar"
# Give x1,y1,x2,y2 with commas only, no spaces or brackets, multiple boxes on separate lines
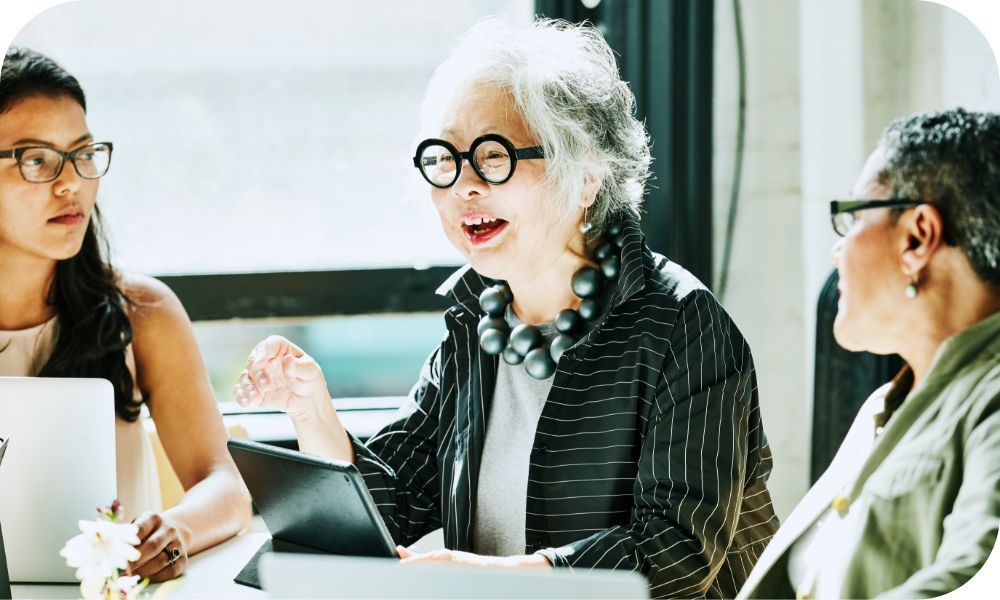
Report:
535,0,715,285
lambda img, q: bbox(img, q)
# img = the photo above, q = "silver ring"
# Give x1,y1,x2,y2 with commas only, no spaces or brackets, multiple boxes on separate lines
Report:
164,546,181,566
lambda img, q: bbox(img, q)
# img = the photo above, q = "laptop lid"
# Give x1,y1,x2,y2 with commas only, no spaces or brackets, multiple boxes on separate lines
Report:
260,553,650,599
0,437,9,599
0,377,117,584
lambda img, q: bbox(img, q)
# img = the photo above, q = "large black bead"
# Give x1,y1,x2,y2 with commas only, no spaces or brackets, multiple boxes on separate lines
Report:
594,242,614,261
550,334,576,362
554,308,582,334
479,328,508,355
495,282,513,304
571,267,602,298
600,254,621,280
578,298,601,320
477,315,508,336
524,347,556,379
502,345,525,365
509,324,543,356
606,222,625,238
479,287,508,317
613,234,626,249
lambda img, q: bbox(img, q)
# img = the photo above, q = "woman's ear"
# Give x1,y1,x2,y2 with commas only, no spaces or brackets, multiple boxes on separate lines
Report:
899,203,945,275
580,173,604,209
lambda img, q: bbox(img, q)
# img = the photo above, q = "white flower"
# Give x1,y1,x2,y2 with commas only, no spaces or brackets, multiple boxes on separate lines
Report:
80,574,106,600
60,519,141,587
109,574,147,600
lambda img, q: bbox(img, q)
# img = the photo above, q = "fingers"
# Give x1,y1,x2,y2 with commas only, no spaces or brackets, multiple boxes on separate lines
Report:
145,548,187,583
132,512,159,544
246,335,303,369
127,514,187,581
129,517,168,573
234,369,266,408
396,545,413,559
235,336,327,410
281,354,325,398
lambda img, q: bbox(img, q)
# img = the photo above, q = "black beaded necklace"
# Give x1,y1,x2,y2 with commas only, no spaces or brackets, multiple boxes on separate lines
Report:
477,222,626,380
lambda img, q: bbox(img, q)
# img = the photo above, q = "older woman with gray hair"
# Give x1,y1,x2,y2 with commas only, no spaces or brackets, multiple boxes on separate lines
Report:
739,108,1000,599
238,19,777,598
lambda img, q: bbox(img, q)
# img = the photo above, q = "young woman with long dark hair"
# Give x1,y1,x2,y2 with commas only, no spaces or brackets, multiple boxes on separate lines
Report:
0,47,249,582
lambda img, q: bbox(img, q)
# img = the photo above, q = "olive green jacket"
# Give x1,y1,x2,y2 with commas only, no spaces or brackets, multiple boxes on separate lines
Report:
739,310,1000,599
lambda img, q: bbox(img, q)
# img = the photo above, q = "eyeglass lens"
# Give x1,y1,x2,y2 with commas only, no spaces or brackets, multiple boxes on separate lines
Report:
19,143,112,182
832,211,855,236
417,140,514,187
418,143,458,187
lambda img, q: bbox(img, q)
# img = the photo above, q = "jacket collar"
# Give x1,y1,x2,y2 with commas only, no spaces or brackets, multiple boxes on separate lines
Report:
434,213,649,320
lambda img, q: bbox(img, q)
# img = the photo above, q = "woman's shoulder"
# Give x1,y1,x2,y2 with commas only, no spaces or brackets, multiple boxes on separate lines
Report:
119,273,189,330
639,251,721,313
121,273,177,304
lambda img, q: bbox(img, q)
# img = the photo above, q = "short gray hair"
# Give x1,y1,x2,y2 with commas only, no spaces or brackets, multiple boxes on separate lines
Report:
419,18,651,237
878,108,1000,288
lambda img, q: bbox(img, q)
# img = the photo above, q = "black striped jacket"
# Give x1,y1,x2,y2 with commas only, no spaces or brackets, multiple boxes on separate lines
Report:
353,218,779,598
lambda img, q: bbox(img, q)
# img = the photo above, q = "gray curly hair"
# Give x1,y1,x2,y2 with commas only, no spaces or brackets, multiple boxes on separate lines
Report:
419,18,651,238
878,108,1000,288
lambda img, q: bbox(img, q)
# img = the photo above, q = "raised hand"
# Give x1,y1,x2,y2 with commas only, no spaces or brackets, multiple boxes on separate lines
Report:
235,335,330,420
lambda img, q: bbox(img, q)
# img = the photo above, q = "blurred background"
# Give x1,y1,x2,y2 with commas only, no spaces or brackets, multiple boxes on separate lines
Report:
7,0,1000,520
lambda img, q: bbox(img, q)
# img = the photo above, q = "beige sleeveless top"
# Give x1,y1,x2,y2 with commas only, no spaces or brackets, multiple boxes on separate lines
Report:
0,317,162,522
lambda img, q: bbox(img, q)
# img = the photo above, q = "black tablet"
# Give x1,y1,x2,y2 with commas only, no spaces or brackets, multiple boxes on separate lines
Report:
227,438,397,589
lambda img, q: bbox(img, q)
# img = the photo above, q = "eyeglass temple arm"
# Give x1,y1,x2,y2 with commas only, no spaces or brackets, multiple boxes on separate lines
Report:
515,146,545,160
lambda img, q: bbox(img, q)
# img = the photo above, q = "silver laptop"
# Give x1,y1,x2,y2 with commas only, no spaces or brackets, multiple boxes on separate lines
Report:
260,553,650,599
0,377,117,583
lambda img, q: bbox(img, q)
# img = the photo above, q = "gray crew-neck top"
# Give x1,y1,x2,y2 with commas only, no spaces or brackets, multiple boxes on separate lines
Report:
472,288,612,556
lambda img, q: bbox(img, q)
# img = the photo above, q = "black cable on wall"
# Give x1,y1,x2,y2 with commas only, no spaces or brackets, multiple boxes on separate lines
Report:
716,0,747,301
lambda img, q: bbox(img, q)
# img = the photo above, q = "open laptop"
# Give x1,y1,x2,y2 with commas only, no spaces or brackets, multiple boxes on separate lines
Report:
1,437,10,598
0,377,117,583
260,553,650,599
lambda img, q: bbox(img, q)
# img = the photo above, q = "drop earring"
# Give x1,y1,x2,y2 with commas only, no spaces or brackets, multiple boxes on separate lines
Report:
905,273,919,299
579,205,593,235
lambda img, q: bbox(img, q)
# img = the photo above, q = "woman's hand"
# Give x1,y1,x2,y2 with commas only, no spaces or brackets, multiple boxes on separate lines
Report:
126,512,191,582
396,546,550,569
235,335,330,421
236,335,354,462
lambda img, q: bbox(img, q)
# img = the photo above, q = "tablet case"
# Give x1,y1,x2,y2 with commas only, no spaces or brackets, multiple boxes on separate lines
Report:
233,538,326,590
227,439,397,590
1,438,11,599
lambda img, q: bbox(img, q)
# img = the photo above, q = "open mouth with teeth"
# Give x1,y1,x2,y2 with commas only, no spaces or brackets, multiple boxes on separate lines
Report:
461,215,509,245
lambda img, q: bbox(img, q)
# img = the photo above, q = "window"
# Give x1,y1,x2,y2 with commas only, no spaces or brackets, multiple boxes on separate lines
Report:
13,0,534,404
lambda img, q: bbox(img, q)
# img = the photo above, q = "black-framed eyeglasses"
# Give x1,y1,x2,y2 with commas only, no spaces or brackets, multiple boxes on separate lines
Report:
0,142,113,184
413,134,545,188
830,198,922,236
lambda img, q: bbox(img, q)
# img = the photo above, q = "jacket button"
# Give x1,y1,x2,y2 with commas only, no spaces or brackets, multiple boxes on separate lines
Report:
831,494,850,516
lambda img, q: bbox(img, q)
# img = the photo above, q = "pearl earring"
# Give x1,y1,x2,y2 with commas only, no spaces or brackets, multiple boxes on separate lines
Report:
905,273,919,299
579,206,593,235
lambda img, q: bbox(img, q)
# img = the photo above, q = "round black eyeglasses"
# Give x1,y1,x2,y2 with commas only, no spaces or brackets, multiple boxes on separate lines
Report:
0,142,113,184
413,134,545,188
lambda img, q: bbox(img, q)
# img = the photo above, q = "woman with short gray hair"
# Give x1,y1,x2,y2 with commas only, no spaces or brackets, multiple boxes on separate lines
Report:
739,108,1000,599
238,19,778,598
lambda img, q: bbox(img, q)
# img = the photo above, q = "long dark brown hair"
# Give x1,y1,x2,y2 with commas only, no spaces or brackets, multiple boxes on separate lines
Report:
1,47,141,421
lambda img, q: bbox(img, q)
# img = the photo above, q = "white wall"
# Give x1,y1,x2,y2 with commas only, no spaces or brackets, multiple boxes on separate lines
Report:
713,0,1000,520
714,0,805,520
